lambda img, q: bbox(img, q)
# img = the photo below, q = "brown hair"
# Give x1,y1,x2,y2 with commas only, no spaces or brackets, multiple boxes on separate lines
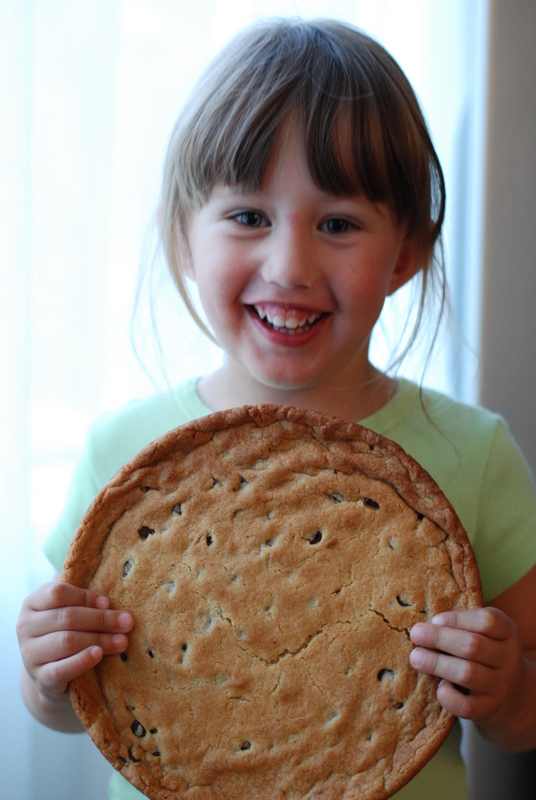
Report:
158,17,446,357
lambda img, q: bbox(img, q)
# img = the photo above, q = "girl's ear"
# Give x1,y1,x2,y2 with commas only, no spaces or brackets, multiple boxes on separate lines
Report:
387,236,423,296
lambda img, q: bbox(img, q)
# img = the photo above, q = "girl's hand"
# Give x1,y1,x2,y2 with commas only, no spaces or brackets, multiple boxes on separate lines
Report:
17,581,134,708
409,607,536,750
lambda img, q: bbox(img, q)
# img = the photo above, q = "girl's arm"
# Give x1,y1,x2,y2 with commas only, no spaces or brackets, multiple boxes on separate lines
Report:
410,563,536,752
17,580,134,733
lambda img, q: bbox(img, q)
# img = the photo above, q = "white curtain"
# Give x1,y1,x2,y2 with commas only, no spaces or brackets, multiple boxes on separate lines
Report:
1,1,488,797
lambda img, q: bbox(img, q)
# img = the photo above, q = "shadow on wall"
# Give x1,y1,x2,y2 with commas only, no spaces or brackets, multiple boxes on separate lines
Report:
464,722,536,800
31,718,112,800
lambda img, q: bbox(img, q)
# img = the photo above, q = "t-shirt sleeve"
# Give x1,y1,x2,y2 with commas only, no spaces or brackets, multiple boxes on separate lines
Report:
43,444,101,573
473,418,536,601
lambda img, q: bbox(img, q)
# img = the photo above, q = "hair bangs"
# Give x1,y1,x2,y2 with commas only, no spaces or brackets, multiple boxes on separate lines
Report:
298,47,437,243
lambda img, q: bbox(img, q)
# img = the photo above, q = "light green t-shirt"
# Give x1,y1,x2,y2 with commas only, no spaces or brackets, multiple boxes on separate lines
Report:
44,378,536,800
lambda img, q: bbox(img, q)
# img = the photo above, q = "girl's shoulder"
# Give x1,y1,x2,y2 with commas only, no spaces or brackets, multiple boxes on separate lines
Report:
374,380,536,601
44,379,209,573
372,378,528,486
84,378,211,483
369,378,504,441
366,378,521,477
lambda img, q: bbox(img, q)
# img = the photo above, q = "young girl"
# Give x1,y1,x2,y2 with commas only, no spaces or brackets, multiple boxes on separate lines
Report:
17,18,536,800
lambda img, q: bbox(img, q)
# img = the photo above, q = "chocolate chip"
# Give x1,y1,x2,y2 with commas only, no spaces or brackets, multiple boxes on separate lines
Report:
309,531,322,545
206,533,213,546
153,751,161,757
150,728,158,734
131,721,146,738
325,536,338,549
329,493,344,503
147,649,154,658
265,538,275,547
417,513,424,520
181,643,188,652
123,560,134,577
393,701,404,710
378,669,395,681
364,498,380,509
139,526,155,540
172,503,182,516
142,486,153,493
240,741,251,750
128,747,141,763
239,476,248,488
396,595,412,607
119,756,127,765
120,652,128,662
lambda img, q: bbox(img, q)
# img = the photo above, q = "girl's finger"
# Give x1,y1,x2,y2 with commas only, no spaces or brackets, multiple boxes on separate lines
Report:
30,630,129,667
37,646,106,698
435,679,489,721
429,607,515,641
27,606,134,638
410,622,505,668
409,646,493,694
28,581,111,613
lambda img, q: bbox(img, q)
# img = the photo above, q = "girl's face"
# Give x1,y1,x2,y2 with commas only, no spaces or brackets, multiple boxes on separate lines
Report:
185,128,419,394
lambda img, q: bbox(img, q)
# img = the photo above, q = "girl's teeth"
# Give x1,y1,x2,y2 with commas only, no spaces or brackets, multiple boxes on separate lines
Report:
254,306,322,330
271,315,306,329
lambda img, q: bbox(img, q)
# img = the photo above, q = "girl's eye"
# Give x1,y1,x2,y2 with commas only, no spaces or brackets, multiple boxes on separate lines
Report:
322,217,354,234
233,211,265,228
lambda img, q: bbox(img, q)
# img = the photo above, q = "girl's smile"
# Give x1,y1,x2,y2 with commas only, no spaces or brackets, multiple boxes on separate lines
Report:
186,128,420,416
245,303,330,347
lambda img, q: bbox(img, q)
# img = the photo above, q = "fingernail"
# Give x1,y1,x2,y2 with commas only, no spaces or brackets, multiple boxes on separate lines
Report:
410,649,425,667
118,612,132,630
410,624,426,643
432,614,446,625
113,634,128,648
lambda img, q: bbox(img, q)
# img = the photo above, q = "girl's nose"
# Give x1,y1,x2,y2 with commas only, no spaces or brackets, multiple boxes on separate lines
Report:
260,224,319,289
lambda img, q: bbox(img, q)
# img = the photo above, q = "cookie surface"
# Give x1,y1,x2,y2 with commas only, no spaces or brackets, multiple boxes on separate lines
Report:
62,404,482,800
